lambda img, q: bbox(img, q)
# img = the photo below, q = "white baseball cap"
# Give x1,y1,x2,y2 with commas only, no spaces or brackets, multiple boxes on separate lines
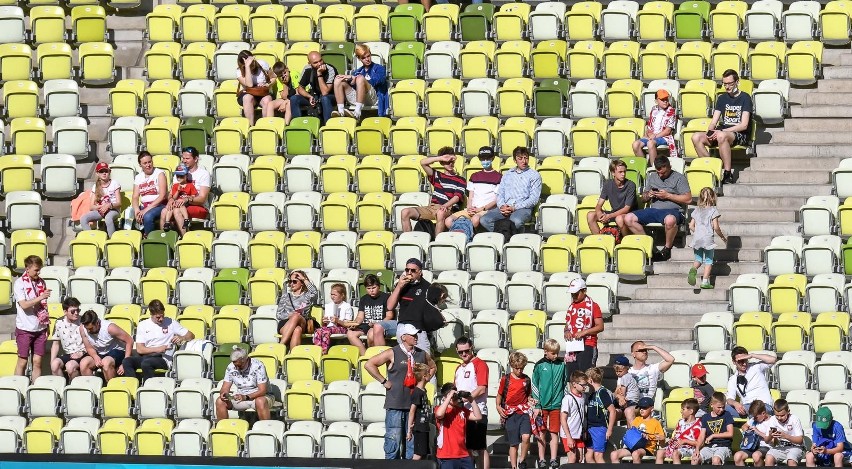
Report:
568,279,587,294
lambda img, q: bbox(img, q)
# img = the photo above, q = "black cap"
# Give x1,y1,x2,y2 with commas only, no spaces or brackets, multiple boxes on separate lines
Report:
478,146,496,159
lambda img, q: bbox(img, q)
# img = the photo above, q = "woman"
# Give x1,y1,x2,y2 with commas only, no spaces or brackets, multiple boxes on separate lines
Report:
276,270,318,350
80,162,121,236
236,50,275,126
131,151,167,236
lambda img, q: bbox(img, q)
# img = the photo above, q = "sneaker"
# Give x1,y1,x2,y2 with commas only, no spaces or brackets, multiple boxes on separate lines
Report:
688,266,697,286
722,170,735,184
519,462,528,469
652,246,671,262
182,219,191,231
343,109,356,118
536,460,547,469
330,110,342,118
549,460,559,469
163,222,173,232
701,279,714,289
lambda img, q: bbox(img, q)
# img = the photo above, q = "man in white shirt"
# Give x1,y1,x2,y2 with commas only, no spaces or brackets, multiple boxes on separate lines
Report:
215,346,274,421
726,346,776,417
453,336,489,469
49,297,92,381
169,146,210,228
121,299,194,381
629,341,675,400
764,399,805,466
13,255,51,382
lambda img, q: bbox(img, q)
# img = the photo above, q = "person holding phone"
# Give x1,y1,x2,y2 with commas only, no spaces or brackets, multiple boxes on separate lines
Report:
387,258,433,350
764,400,805,466
807,407,852,467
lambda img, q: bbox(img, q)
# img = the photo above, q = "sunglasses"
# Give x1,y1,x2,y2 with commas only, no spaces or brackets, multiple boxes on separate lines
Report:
289,279,301,284
404,268,420,273
97,169,110,173
456,348,472,355
736,359,748,365
635,348,648,353
182,147,197,154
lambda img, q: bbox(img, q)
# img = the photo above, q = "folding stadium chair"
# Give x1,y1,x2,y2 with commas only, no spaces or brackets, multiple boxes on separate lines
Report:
565,1,603,41
602,1,639,41
783,1,820,42
528,2,566,41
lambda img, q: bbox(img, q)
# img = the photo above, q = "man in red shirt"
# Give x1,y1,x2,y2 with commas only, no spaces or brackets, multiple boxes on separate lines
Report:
564,279,604,376
454,336,490,469
436,382,484,469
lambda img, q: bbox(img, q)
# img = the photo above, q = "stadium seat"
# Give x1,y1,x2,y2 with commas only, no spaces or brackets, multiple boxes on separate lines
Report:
565,1,603,41
764,235,803,276
602,1,639,41
636,1,675,42
783,1,820,42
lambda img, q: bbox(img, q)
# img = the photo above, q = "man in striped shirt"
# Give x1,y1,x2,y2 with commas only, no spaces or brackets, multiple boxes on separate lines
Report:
401,146,467,235
481,146,542,233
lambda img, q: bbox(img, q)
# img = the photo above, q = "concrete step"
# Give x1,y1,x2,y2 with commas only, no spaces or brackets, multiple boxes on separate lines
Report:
783,117,852,131
687,235,773,250
610,313,705,328
822,66,852,80
768,131,852,145
722,183,833,197
651,260,763,276
633,286,727,301
817,79,852,93
645,274,738,290
748,158,841,171
597,339,696,355
755,144,852,158
669,246,764,262
822,49,851,67
790,106,852,119
618,298,730,315
714,221,800,236
114,42,144,69
735,170,830,185
716,197,808,210
800,92,852,106
709,209,797,223
600,327,694,341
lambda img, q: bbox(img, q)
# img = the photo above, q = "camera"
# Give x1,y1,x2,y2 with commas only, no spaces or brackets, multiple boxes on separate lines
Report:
456,391,472,400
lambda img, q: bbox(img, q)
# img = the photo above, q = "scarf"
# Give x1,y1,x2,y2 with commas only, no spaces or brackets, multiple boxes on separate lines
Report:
401,344,416,388
22,274,49,326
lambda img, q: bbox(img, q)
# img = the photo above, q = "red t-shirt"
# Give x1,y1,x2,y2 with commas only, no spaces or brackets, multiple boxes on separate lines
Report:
497,373,531,409
170,182,199,200
436,405,470,459
565,296,603,347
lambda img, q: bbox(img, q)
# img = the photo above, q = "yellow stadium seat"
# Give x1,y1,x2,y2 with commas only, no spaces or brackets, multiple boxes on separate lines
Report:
424,78,461,119
353,5,388,43
11,229,47,271
283,4,321,43
530,40,568,79
709,1,749,42
602,41,640,81
820,0,852,45
214,4,250,43
37,42,73,82
285,380,323,422
639,41,677,81
749,41,787,81
493,2,531,41
772,312,812,353
674,41,712,81
321,345,359,384
422,4,459,42
615,234,654,278
147,4,183,43
180,4,216,43
733,311,772,350
358,346,390,385
210,418,250,457
103,230,142,269
0,43,31,82
812,312,850,354
710,40,748,80
768,274,807,314
355,154,393,194
247,267,286,307
101,378,139,418
508,309,546,349
78,42,115,85
30,6,65,44
786,41,823,86
458,40,496,80
636,1,675,42
355,230,394,270
24,416,62,454
566,1,604,41
567,41,605,80
134,418,174,456
577,234,615,275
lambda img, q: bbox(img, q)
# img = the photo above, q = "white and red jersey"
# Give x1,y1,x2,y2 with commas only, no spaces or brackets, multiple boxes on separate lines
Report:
134,168,165,206
565,296,603,347
436,405,470,459
455,357,489,414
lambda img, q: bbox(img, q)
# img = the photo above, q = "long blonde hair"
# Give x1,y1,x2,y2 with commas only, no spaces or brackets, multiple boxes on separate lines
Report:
94,172,112,203
698,187,717,208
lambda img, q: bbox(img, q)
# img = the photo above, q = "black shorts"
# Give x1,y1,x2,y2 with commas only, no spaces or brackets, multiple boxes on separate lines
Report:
413,430,430,457
465,413,488,450
711,130,750,148
357,323,371,334
98,349,126,365
505,412,532,446
60,353,84,365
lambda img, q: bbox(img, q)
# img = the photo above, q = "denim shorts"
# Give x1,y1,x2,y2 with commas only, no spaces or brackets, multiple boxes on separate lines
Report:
633,208,684,225
694,248,715,265
640,137,669,147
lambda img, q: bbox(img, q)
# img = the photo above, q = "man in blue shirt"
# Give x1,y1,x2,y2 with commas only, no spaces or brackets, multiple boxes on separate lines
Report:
331,43,388,120
807,407,852,467
480,146,542,233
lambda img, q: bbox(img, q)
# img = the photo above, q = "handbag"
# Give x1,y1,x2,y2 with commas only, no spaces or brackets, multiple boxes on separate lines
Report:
244,85,270,97
740,430,760,452
622,427,648,452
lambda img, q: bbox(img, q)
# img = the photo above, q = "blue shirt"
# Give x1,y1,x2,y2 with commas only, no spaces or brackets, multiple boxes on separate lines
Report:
352,62,389,116
812,421,848,451
497,167,542,210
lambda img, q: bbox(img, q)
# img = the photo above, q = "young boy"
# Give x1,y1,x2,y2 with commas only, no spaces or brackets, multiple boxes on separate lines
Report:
435,382,484,468
659,398,704,464
610,397,665,464
497,351,533,469
266,61,293,124
691,364,715,417
697,392,735,466
408,363,431,461
585,367,616,464
613,355,640,425
806,407,852,468
532,339,568,469
560,371,589,464
764,399,805,467
733,400,773,466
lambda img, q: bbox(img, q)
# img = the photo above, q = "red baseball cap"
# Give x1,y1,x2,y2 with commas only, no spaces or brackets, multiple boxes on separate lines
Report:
95,162,109,172
691,363,708,378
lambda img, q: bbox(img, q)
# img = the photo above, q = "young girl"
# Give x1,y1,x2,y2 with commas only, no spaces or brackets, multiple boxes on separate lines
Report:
160,165,198,236
313,283,354,354
688,187,727,289
80,162,121,236
264,61,294,124
658,398,704,464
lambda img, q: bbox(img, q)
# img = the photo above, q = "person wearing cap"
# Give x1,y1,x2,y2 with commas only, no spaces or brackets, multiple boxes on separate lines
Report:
807,407,852,467
609,396,665,464
387,258,433,351
400,146,467,236
587,159,636,236
691,363,715,417
629,340,675,401
445,146,502,232
480,146,542,234
725,346,776,418
613,355,640,425
170,146,211,228
80,161,121,236
364,322,436,460
160,164,199,236
633,89,679,162
132,151,168,236
563,278,604,376
215,345,275,421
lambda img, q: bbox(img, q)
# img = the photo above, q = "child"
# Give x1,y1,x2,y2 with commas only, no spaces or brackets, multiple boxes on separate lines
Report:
610,397,666,464
496,351,533,469
613,355,640,425
161,164,198,236
632,88,679,162
764,399,805,467
532,339,568,469
407,363,431,461
312,283,354,354
688,187,727,289
697,392,735,466
560,371,589,464
585,367,616,464
659,398,704,464
733,400,773,466
691,364,715,417
265,61,293,124
435,382,483,467
806,407,852,468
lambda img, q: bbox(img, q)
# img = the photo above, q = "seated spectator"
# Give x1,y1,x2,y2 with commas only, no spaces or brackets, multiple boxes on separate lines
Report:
764,399,805,467
698,392,736,466
691,363,715,417
633,89,679,162
609,396,665,464
160,165,197,237
170,146,210,229
291,51,338,125
236,50,274,126
726,346,776,418
807,407,852,468
313,283,355,354
629,341,675,401
215,345,274,421
445,146,501,232
331,43,388,120
50,297,93,381
613,355,640,425
621,156,692,261
265,61,294,125
276,270,319,350
400,147,466,236
480,146,542,234
121,299,194,381
347,274,395,355
79,162,121,237
733,400,773,466
13,255,51,382
131,151,167,237
80,309,133,381
658,398,703,464
587,159,637,236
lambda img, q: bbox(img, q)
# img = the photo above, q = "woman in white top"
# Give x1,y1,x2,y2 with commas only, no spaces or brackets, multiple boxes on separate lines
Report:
131,151,168,236
236,50,275,125
80,161,122,236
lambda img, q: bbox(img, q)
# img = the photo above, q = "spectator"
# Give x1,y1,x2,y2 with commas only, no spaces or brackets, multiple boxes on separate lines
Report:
331,43,388,120
50,297,92,381
121,299,194,381
348,274,395,354
265,61,294,124
79,162,121,236
160,164,197,236
215,346,274,421
689,187,727,289
313,283,354,354
445,146,502,231
235,50,274,126
658,398,703,464
726,346,776,418
610,397,665,464
276,270,319,350
453,337,489,469
364,323,437,460
733,400,773,466
621,156,692,261
171,147,210,229
532,339,568,469
585,367,616,464
690,69,753,185
587,159,637,235
408,363,431,460
496,352,533,469
613,355,640,425
691,364,715,417
80,310,133,381
698,392,736,466
560,371,588,464
480,146,542,234
13,255,51,382
131,151,167,237
563,278,604,375
400,147,466,235
764,399,805,466
386,258,432,351
633,89,679,162
629,341,675,400
291,51,338,125
436,382,484,469
807,407,852,468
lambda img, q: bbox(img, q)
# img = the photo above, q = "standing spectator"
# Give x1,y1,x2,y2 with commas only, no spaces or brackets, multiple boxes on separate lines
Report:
313,283,354,355
79,162,121,236
806,407,852,468
691,364,715,417
480,146,542,234
13,255,51,382
497,352,533,469
610,397,666,464
121,299,194,381
588,160,637,235
80,310,133,381
171,147,211,229
621,156,692,261
733,400,773,466
409,363,432,460
454,337,489,469
364,323,437,460
658,398,704,464
698,392,736,466
689,187,727,289
235,50,274,126
331,43,388,119
50,297,92,381
400,148,466,235
764,399,805,466
386,258,432,351
291,51,338,125
560,371,589,464
131,151,168,237
563,278,604,375
160,164,197,236
633,89,679,162
436,382,484,469
348,274,395,354
445,146,502,231
613,355,640,425
215,346,274,421
629,341,675,401
690,69,753,184
265,61,294,124
585,367,616,464
726,346,776,418
276,270,319,350
532,339,568,469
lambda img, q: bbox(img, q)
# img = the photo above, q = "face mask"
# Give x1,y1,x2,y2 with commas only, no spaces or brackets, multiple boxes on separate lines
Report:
480,159,493,169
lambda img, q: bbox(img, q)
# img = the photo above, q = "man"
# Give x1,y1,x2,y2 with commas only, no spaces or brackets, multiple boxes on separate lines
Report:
364,323,437,460
387,258,432,354
621,156,692,261
215,346,274,421
291,51,338,125
629,341,675,401
725,346,776,418
633,89,679,162
331,43,388,120
690,69,753,184
445,146,501,231
436,382,484,469
400,147,467,235
80,309,133,381
563,278,604,375
480,146,542,234
121,299,194,381
169,146,210,227
13,255,51,382
532,338,568,469
588,159,636,235
50,297,93,381
453,336,489,469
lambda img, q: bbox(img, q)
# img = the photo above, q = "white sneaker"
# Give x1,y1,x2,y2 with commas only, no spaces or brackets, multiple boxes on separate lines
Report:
330,110,342,118
343,109,356,118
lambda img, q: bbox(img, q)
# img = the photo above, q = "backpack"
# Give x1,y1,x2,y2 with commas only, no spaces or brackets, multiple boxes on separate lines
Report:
493,217,517,243
414,219,436,241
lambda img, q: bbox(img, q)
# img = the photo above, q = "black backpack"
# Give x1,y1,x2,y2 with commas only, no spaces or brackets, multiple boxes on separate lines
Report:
493,218,517,243
414,219,436,241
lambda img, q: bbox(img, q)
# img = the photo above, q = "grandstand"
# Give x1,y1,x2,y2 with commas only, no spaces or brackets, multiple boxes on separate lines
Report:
0,0,849,465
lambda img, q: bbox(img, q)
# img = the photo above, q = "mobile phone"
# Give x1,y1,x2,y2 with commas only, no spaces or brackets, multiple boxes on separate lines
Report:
706,130,715,137
770,427,777,433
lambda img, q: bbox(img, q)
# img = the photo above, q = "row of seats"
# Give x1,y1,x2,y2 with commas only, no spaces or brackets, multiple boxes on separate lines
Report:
0,117,88,157
0,0,140,10
729,273,852,316
3,79,81,121
0,41,115,85
0,5,108,46
760,234,851,278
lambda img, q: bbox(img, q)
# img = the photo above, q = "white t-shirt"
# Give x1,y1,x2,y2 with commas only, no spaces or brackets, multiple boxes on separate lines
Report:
617,372,641,403
454,357,489,414
90,179,121,206
135,317,189,364
726,362,773,408
766,414,804,448
13,276,47,332
176,166,211,189
238,59,271,87
629,362,662,400
51,317,85,355
323,301,355,322
466,170,501,209
134,168,165,206
85,319,125,354
224,357,269,395
752,416,776,448
559,392,586,439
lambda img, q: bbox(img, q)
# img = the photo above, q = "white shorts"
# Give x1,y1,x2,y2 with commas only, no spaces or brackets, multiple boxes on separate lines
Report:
699,446,732,463
767,446,804,463
345,80,378,106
